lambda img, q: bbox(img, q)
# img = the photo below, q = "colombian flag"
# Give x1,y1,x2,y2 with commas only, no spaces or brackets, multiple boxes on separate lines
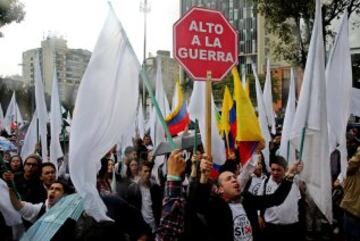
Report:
165,81,190,136
232,67,264,166
219,86,236,156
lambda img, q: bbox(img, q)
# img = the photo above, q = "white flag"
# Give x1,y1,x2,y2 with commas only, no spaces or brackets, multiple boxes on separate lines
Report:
241,66,247,89
137,100,145,139
0,179,22,226
188,81,226,166
120,112,137,149
34,51,49,160
69,7,140,221
4,92,23,134
149,57,170,147
326,11,352,178
171,82,178,111
0,104,4,130
253,64,271,169
66,111,72,125
50,69,64,170
290,0,332,223
279,68,296,164
351,88,360,116
21,111,38,161
263,58,276,134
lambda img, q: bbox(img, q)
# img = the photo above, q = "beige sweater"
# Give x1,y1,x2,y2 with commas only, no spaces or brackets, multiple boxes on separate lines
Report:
340,149,360,218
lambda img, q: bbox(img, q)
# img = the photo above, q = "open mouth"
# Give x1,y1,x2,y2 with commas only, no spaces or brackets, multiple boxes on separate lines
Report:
48,194,55,203
234,183,240,192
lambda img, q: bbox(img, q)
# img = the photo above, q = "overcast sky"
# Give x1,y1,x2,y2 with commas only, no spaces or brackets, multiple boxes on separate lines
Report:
0,1,359,77
0,0,180,76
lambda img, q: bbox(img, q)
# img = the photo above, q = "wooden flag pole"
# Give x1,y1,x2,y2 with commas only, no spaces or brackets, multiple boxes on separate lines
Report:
205,71,212,157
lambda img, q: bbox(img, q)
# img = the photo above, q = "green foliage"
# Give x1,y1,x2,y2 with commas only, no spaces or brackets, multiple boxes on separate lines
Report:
0,80,33,120
211,71,281,107
212,72,234,104
0,0,25,36
0,78,73,121
256,0,360,68
0,80,13,109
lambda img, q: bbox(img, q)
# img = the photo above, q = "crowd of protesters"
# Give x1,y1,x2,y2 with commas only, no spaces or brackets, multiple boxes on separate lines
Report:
0,122,359,241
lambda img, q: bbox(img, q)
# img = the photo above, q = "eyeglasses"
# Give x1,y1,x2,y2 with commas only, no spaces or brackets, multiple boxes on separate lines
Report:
25,162,38,167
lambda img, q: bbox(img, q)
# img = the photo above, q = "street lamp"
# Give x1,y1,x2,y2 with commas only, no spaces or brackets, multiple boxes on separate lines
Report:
140,0,151,107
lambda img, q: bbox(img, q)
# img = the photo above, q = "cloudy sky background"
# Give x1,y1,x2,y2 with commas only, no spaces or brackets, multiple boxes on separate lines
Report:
0,0,358,77
0,0,179,76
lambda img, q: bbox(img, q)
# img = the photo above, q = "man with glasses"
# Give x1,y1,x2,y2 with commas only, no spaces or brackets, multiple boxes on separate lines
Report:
13,154,44,204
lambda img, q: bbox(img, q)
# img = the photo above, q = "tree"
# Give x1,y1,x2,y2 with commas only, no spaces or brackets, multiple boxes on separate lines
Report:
211,71,280,107
0,0,25,37
256,0,360,68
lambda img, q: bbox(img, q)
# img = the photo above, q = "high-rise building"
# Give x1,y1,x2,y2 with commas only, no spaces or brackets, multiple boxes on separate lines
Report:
22,36,91,104
180,0,269,75
143,50,180,106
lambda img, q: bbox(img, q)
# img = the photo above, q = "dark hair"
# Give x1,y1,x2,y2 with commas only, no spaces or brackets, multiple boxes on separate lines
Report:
10,154,22,162
124,146,135,156
143,133,152,143
41,162,56,172
139,159,153,170
126,158,138,178
52,179,74,194
24,154,42,166
23,154,42,177
270,155,287,169
97,158,109,179
9,155,24,171
258,152,269,176
219,159,239,174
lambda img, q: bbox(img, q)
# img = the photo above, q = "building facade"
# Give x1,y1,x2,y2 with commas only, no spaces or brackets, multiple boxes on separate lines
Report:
22,36,91,104
143,50,180,106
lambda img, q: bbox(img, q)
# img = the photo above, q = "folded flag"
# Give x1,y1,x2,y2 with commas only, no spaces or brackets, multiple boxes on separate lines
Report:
165,81,190,136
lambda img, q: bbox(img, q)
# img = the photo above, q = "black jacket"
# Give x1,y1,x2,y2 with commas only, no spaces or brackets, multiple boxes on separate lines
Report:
188,179,293,241
127,181,163,226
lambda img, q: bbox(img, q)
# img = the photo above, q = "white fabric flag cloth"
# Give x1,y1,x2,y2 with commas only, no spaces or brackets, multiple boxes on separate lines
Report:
66,111,72,125
34,51,49,161
137,100,145,139
0,104,4,130
4,92,23,134
279,68,297,164
0,179,22,226
148,57,171,184
263,58,276,134
149,57,170,147
326,11,352,179
69,7,140,222
171,82,178,111
50,70,64,170
351,88,360,116
241,66,247,89
188,81,226,165
20,111,38,161
120,112,137,149
290,0,332,223
253,64,271,169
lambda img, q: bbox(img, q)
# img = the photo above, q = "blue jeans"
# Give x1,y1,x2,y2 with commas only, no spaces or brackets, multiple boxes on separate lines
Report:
343,211,360,241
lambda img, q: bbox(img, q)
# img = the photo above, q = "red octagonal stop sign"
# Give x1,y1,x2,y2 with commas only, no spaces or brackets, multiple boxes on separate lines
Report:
174,7,238,81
